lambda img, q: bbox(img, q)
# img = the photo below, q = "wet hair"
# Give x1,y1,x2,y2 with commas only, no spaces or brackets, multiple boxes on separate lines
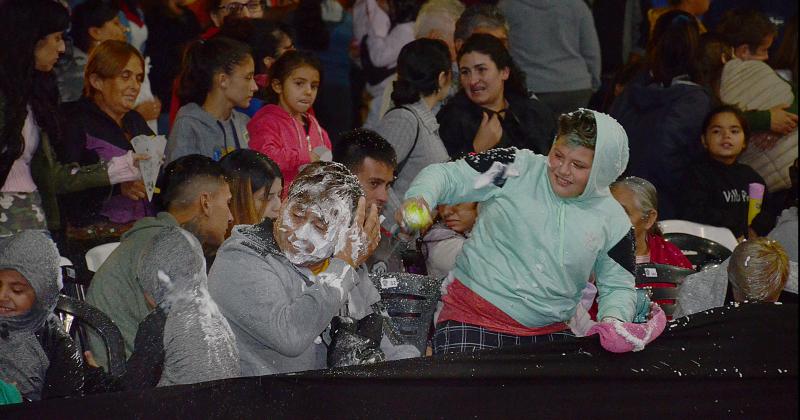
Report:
716,8,777,54
414,0,465,39
454,4,507,43
334,128,398,173
647,10,701,85
727,238,790,302
70,0,121,52
392,38,451,106
220,149,283,225
178,36,253,105
610,176,663,236
701,104,750,141
218,17,287,75
557,109,597,150
0,0,69,183
697,32,734,99
161,154,228,210
389,0,421,25
266,49,322,104
84,40,145,100
457,33,528,98
292,0,330,51
287,161,364,225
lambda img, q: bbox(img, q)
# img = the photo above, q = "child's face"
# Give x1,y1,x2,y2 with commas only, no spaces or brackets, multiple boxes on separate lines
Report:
221,56,258,109
437,202,478,234
0,269,36,317
546,138,595,198
273,65,320,117
703,112,746,165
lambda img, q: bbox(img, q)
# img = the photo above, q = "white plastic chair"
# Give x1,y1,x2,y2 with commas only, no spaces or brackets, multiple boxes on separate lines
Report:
658,220,738,251
85,242,120,272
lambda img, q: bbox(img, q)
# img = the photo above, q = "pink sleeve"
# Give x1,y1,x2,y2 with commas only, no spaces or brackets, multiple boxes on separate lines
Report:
248,115,300,195
586,304,666,353
107,151,141,184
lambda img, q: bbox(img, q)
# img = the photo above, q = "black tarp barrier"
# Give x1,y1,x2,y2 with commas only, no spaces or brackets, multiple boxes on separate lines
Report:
2,303,797,419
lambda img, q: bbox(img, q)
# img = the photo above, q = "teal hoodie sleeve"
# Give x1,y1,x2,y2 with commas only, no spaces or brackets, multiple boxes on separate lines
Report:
404,148,522,208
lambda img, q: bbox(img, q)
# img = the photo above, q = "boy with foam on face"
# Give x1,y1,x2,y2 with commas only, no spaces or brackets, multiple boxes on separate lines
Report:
208,161,414,376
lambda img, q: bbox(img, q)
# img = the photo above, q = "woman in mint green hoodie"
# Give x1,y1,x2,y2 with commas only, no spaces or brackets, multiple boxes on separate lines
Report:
402,109,637,354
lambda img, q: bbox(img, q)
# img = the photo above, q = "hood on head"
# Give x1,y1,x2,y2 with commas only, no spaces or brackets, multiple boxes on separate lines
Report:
577,110,629,201
0,231,61,332
137,226,207,312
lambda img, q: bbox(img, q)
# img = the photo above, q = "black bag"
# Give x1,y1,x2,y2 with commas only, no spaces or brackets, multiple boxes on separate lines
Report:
360,35,396,85
326,313,386,368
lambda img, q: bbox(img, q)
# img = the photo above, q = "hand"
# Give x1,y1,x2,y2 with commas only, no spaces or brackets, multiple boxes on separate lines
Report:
335,197,373,267
120,180,147,200
84,351,99,368
393,197,432,234
363,202,381,259
135,99,162,121
769,104,798,135
132,153,150,169
473,111,503,152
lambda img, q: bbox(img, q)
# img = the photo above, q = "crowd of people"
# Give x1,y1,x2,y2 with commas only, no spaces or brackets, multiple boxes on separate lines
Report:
0,0,797,405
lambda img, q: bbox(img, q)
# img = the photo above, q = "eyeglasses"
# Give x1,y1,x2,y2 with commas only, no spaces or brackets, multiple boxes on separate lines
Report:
218,1,262,15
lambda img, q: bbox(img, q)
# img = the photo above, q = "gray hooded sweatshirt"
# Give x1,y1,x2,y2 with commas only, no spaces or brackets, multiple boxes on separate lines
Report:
208,220,361,376
86,212,179,368
137,227,239,386
0,231,62,401
499,0,601,93
166,103,250,163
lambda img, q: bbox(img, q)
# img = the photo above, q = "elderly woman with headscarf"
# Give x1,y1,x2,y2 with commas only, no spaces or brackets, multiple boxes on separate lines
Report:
400,109,640,354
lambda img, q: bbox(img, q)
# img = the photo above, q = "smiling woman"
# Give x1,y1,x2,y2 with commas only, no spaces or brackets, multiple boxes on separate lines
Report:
57,40,155,245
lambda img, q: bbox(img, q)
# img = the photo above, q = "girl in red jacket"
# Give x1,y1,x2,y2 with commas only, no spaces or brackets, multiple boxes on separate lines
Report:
247,50,331,197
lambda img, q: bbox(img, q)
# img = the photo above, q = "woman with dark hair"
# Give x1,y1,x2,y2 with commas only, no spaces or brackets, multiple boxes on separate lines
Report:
0,0,136,237
610,10,712,220
166,36,257,163
436,33,555,159
58,40,155,246
219,17,295,117
219,149,284,226
374,38,452,217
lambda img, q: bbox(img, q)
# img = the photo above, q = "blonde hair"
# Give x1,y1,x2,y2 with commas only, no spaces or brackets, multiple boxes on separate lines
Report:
727,238,790,302
83,40,144,100
414,0,465,39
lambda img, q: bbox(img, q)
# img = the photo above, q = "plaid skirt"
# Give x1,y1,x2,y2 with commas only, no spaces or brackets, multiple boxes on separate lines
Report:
433,320,575,355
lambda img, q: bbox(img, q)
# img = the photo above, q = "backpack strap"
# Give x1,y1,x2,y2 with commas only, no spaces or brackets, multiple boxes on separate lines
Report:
388,105,420,175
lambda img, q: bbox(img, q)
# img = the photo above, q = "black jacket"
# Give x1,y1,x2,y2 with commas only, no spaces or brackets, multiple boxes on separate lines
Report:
56,98,153,227
436,90,555,159
679,155,774,238
36,314,112,400
610,71,712,219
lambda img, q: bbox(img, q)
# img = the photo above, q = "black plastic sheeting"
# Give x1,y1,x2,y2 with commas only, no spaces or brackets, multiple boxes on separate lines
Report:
2,303,797,419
